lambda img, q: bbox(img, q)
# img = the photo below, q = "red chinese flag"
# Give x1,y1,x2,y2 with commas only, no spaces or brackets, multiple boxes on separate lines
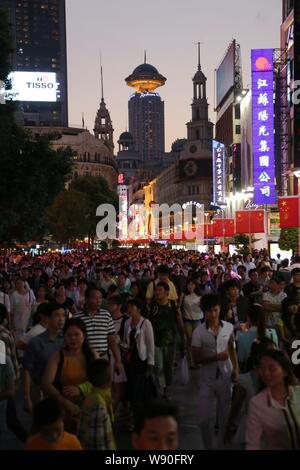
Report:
211,219,235,237
279,196,299,228
235,210,265,233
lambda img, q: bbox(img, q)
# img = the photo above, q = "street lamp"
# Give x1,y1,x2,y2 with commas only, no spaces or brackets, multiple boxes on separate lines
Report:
193,217,198,252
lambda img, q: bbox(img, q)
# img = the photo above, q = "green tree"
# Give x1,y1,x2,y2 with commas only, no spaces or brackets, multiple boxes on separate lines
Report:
279,228,298,253
70,175,118,244
234,234,250,255
0,132,73,242
0,9,73,242
45,190,90,246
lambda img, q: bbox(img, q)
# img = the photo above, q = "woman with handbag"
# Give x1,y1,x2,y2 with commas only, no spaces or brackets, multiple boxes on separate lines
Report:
122,299,156,414
42,318,97,432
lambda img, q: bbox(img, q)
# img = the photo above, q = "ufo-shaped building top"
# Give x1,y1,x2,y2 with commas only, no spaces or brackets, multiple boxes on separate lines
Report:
125,62,166,93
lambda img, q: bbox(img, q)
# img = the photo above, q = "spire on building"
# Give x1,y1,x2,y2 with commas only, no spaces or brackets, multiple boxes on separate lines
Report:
101,65,104,102
197,42,202,71
94,60,114,151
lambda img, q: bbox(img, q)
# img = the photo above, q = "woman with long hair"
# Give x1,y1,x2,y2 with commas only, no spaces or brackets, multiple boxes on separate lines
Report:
237,304,279,372
31,286,48,315
180,279,202,368
277,297,300,349
246,350,300,450
225,338,276,448
122,299,155,413
42,318,97,430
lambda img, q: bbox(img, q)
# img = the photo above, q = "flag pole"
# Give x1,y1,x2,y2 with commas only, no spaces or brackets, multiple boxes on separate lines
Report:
248,209,252,254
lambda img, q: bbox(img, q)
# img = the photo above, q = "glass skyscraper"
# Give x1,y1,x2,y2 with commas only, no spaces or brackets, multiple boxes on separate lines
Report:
0,0,68,126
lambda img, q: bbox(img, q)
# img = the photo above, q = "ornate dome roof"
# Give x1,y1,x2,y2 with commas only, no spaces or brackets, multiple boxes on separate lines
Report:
119,131,134,142
132,63,159,77
125,62,166,93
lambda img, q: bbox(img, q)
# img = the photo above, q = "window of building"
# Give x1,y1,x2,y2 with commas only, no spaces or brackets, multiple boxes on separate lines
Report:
235,125,241,135
235,104,241,120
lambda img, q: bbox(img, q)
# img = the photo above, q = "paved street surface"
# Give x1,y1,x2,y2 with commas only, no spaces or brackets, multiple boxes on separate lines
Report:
0,366,205,451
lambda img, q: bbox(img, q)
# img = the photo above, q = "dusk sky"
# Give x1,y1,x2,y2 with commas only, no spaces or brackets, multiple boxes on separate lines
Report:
66,0,282,151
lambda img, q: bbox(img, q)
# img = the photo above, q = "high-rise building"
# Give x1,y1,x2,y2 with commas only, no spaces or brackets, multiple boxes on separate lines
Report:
0,0,68,126
125,58,166,164
144,47,214,215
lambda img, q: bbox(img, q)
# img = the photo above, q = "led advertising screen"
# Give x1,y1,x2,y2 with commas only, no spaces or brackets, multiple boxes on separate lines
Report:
216,40,235,108
212,140,226,206
5,72,60,102
251,49,276,205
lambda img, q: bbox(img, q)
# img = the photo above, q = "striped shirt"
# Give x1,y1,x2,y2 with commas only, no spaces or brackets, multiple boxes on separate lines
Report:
74,310,115,354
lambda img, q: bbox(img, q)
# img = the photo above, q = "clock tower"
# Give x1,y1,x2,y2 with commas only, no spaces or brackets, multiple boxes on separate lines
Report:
181,43,214,162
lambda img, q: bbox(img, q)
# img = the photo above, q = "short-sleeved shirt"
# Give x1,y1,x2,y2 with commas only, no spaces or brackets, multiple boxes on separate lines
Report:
263,291,287,327
148,301,178,347
22,330,64,385
146,279,178,302
25,432,82,450
75,310,115,354
192,320,234,381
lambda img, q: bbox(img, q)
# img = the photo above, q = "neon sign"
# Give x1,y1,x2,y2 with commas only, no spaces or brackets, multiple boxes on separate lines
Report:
252,49,276,205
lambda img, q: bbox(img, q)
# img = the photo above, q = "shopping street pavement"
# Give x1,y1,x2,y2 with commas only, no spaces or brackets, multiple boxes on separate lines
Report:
0,366,206,450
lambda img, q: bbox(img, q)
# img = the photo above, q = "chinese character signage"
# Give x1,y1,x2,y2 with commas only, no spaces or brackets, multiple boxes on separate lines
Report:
252,49,276,205
212,140,225,206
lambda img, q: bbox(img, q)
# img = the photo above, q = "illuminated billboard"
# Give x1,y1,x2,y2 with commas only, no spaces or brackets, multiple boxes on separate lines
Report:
5,72,60,102
251,49,276,205
212,140,226,206
216,40,235,108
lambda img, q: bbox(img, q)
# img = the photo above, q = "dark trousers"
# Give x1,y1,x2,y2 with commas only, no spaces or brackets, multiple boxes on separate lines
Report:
6,396,28,443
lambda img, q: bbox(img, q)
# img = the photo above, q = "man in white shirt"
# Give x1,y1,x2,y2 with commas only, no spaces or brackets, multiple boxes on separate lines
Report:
242,254,256,276
262,275,287,328
192,294,239,450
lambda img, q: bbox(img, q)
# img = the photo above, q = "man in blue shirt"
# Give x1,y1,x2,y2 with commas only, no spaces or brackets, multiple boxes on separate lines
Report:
22,303,65,413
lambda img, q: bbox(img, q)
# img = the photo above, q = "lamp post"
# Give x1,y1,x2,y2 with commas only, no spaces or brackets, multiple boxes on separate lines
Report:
219,204,227,253
193,217,198,252
204,212,209,251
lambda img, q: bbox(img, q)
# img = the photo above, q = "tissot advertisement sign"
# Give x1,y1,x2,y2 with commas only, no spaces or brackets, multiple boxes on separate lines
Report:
5,71,60,102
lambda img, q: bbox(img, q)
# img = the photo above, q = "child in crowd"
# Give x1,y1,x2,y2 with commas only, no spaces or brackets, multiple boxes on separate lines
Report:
77,359,116,450
25,398,82,450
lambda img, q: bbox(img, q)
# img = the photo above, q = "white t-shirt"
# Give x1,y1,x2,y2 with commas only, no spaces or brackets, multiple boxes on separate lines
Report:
10,289,36,336
182,293,203,321
243,262,256,275
192,320,234,381
262,291,287,327
0,291,10,313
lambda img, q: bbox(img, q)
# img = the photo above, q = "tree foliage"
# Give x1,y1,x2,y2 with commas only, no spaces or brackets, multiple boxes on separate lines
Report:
279,228,298,253
70,176,118,239
45,190,90,245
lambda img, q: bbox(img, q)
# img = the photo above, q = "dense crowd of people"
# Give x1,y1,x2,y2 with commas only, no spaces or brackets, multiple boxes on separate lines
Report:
0,247,300,450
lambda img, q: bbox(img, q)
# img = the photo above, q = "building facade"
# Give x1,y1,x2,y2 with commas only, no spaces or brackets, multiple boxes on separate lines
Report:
0,0,68,126
144,51,214,227
27,126,117,189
